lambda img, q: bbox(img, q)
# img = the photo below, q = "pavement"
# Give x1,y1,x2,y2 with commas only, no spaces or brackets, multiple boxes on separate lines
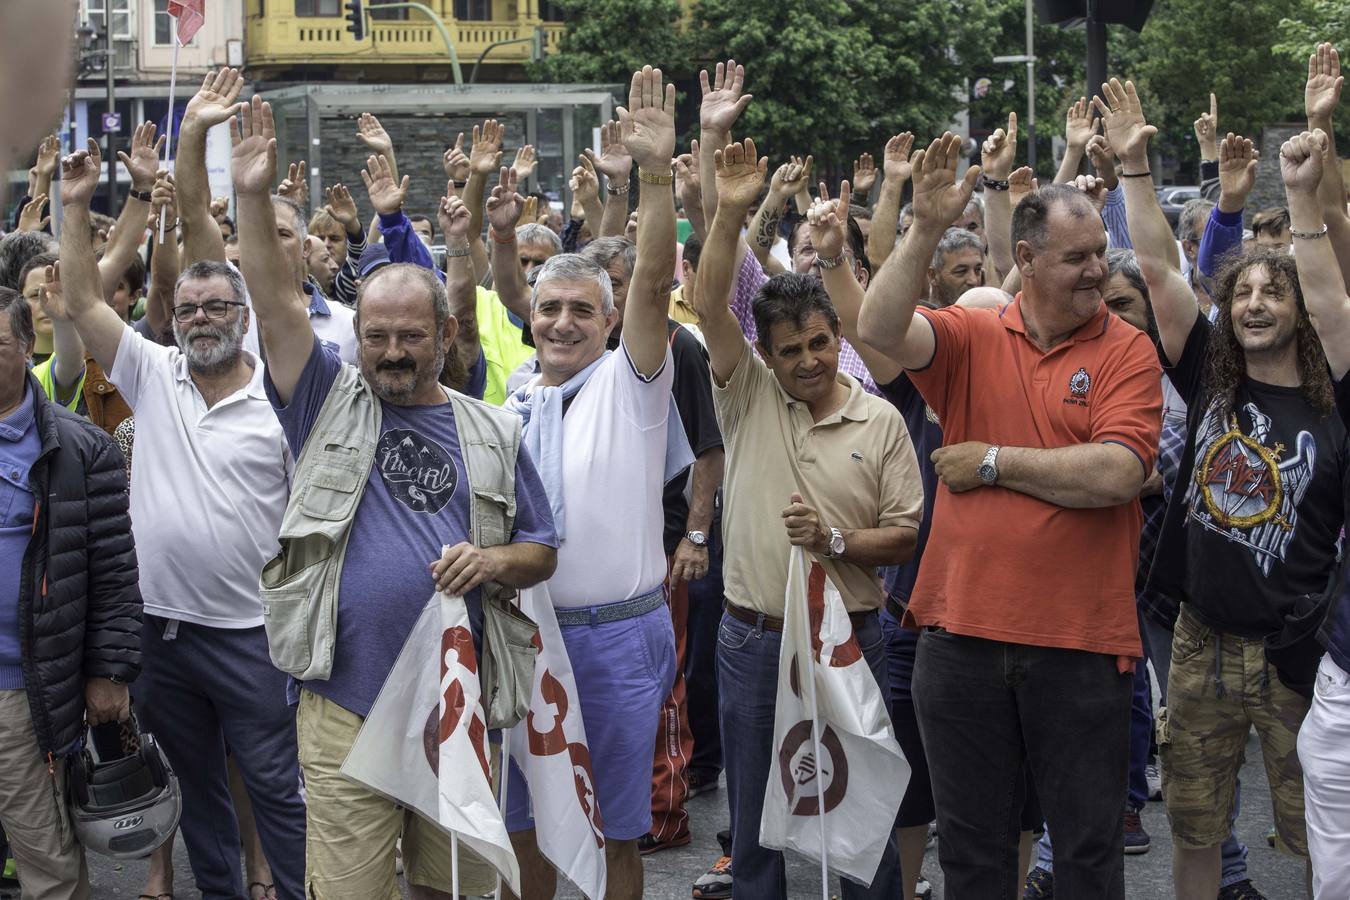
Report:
64,730,1310,899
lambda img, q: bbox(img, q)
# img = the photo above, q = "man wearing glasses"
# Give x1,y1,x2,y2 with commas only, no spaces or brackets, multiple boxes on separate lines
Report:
54,144,307,900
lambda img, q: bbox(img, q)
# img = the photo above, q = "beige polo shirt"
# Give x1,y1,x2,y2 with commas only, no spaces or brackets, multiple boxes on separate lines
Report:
713,340,924,615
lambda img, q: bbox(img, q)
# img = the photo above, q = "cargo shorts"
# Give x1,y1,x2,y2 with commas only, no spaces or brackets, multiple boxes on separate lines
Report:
1157,605,1311,857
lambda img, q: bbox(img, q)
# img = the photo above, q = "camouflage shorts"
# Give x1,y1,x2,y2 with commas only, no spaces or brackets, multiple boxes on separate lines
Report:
1156,605,1311,856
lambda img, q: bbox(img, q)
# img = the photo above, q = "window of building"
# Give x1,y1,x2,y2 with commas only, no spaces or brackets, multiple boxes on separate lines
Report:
153,0,201,45
453,0,492,20
295,0,341,14
539,1,564,21
369,0,410,20
83,0,133,40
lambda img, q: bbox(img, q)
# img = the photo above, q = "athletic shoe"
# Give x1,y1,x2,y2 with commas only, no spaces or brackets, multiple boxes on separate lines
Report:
914,873,933,899
1023,866,1053,899
1218,879,1268,900
1146,761,1163,801
638,830,691,855
691,855,732,899
1123,808,1151,854
687,770,720,799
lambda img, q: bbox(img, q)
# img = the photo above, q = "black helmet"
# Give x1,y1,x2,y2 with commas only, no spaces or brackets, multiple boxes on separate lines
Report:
68,717,181,859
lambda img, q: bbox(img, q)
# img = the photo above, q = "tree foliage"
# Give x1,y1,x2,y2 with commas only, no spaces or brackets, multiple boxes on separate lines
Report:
532,0,689,85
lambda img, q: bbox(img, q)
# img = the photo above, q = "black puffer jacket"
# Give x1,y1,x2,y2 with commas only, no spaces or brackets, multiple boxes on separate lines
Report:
20,373,141,757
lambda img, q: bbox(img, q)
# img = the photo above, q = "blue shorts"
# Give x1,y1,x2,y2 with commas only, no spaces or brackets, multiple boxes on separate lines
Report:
507,601,676,840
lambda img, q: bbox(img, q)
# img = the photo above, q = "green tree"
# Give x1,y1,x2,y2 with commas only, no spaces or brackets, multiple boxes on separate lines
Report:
532,0,689,85
1273,0,1350,63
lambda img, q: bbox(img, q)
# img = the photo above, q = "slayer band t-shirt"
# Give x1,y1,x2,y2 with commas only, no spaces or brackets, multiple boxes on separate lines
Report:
1151,312,1350,638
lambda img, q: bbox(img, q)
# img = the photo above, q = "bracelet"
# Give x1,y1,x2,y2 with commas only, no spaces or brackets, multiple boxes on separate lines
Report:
489,227,516,244
1291,224,1329,240
605,181,630,196
981,175,1010,191
443,242,472,257
1120,171,1152,178
816,251,847,269
129,188,153,202
452,180,467,189
638,168,674,186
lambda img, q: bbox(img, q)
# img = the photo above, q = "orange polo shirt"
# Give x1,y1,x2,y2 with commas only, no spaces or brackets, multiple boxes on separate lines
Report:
904,297,1162,658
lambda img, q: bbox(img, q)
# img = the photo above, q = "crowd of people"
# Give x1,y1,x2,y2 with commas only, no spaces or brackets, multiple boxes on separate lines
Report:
2,30,1350,900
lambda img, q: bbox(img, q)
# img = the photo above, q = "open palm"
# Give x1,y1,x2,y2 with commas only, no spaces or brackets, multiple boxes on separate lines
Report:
619,66,676,171
230,96,277,195
186,68,244,128
714,139,767,213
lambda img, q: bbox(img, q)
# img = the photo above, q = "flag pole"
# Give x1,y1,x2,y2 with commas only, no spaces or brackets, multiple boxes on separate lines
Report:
495,729,511,898
451,831,460,898
800,558,830,900
157,36,180,244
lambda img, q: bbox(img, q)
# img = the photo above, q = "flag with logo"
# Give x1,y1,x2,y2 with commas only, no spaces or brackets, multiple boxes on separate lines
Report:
341,586,519,895
508,584,607,899
167,0,205,45
759,547,910,886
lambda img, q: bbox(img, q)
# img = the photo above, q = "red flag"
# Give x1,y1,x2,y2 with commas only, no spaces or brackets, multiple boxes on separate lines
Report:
167,0,205,46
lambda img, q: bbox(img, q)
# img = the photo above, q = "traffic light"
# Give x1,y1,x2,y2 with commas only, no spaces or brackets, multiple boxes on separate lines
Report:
529,26,545,63
345,0,366,40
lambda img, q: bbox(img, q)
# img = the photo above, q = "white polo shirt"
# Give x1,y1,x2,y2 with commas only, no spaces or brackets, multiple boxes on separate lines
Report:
108,325,292,628
304,282,358,364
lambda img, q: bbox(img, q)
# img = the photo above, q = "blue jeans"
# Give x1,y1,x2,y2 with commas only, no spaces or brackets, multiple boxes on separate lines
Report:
685,520,725,781
717,609,901,899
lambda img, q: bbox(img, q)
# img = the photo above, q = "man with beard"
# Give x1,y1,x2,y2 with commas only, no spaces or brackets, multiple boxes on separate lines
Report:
231,95,558,899
55,142,308,900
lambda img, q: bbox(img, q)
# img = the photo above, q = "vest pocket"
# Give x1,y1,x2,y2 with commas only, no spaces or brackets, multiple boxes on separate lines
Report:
262,588,313,676
472,489,517,548
300,464,365,522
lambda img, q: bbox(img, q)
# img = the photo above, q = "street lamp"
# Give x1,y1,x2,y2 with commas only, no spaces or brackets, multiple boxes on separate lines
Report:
992,0,1037,171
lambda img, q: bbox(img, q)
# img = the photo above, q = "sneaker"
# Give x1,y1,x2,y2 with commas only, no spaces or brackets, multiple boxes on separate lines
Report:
687,770,720,799
913,873,933,899
1146,761,1163,801
1218,879,1268,900
1023,866,1053,899
638,830,691,855
1123,808,1151,855
927,820,937,850
692,855,732,899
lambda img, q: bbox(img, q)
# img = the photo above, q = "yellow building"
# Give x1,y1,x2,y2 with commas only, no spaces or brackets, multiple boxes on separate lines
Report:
245,0,565,82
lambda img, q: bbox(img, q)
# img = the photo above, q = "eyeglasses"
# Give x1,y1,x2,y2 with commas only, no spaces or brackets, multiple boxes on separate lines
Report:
171,299,245,323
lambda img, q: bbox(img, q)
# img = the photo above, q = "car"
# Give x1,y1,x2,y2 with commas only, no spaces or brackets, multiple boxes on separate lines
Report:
1157,185,1203,228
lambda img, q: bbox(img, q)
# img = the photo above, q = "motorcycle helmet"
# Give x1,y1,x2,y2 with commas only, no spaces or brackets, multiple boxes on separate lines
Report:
68,716,181,859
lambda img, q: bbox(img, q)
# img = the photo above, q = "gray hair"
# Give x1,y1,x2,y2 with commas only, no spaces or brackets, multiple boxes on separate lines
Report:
1175,198,1214,243
1105,248,1149,301
356,263,450,334
516,223,562,254
271,195,308,241
932,227,985,270
176,260,248,305
0,286,35,350
964,193,985,217
580,236,637,280
531,252,614,313
1011,184,1099,250
0,231,57,291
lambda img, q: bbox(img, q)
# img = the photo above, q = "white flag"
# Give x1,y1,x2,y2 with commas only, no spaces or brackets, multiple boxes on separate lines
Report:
341,589,520,895
508,584,608,900
759,547,910,886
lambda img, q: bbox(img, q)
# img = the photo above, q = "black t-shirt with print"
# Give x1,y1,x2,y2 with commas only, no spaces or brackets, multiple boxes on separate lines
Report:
1151,311,1350,638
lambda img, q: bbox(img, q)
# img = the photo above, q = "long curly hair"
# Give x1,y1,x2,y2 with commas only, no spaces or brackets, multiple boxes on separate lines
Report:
1203,248,1335,422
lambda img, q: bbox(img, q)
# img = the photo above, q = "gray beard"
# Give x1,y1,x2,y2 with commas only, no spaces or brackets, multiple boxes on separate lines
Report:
174,316,245,376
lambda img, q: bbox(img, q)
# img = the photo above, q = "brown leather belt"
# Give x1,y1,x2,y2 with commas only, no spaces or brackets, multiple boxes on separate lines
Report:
725,601,875,633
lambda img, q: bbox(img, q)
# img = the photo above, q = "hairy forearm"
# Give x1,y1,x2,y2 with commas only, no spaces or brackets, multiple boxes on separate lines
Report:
50,319,85,389
237,192,306,335
996,443,1144,508
578,195,604,234
146,235,178,338
58,206,104,320
685,448,724,534
599,188,629,238
1310,116,1350,287
98,196,150,301
486,541,557,589
445,244,482,363
821,265,901,384
1054,145,1085,185
859,224,937,362
490,234,530,321
836,525,916,567
177,124,226,265
747,190,786,265
1287,190,1350,377
699,130,725,229
1121,176,1181,273
625,179,677,375
692,206,748,380
464,172,489,245
985,187,1015,282
868,178,905,268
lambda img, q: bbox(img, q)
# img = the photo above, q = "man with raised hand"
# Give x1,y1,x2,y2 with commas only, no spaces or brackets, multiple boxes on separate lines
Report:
691,133,922,896
1108,75,1350,900
498,66,684,900
857,132,1161,898
230,94,557,899
55,140,307,900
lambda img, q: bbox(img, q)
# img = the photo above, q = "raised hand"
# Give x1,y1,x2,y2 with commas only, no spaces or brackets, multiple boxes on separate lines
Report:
771,155,813,198
185,68,245,129
676,141,703,211
209,195,230,220
1070,174,1108,213
355,112,394,156
470,119,504,176
117,121,165,191
585,120,632,183
38,261,69,321
277,160,309,206
34,134,60,180
883,133,915,182
910,132,981,228
18,194,48,232
360,153,409,215
571,153,600,206
151,170,177,218
485,165,524,233
699,58,752,134
438,180,471,242
1280,129,1328,197
1218,132,1260,205
853,153,878,195
806,179,850,259
981,112,1018,180
1085,133,1118,189
1306,43,1343,123
512,144,538,184
618,66,677,172
1093,78,1156,169
1193,92,1218,159
324,183,359,231
1065,96,1099,151
1008,166,1038,208
59,139,103,208
712,138,768,214
519,195,539,228
443,132,470,182
229,94,278,196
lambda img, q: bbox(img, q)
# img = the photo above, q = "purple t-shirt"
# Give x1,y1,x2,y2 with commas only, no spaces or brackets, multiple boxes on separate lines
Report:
266,337,557,716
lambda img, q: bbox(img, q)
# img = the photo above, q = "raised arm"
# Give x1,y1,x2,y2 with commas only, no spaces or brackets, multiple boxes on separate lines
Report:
617,65,678,378
437,180,482,376
1194,92,1220,176
698,59,753,227
851,153,878,208
675,143,707,241
859,133,978,369
38,262,86,395
1198,133,1257,278
361,153,439,277
485,166,530,322
57,143,127,372
981,113,1018,282
570,153,605,235
868,132,914,268
355,112,398,185
1098,78,1196,364
586,121,633,238
178,69,243,266
748,155,811,272
32,135,59,203
808,179,902,384
99,122,162,300
1282,129,1350,379
232,95,313,403
693,138,767,383
1305,43,1350,287
1054,97,1097,184
464,120,503,283
143,170,180,341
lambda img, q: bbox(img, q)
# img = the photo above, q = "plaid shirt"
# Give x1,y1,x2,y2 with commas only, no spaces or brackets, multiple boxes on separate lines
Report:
730,251,880,395
1136,375,1187,600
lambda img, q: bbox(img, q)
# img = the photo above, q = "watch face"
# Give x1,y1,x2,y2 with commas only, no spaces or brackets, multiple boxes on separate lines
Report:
978,463,996,483
830,533,846,556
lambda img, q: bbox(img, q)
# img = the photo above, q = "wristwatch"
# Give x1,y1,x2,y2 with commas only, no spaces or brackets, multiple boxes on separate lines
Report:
977,445,1001,485
684,530,708,547
824,527,846,559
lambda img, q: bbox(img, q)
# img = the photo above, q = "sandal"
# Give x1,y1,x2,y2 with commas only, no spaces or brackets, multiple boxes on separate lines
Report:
248,883,276,900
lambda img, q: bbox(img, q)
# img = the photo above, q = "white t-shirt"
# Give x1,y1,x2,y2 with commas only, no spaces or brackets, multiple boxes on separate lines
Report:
531,341,673,608
108,326,292,627
308,300,357,364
